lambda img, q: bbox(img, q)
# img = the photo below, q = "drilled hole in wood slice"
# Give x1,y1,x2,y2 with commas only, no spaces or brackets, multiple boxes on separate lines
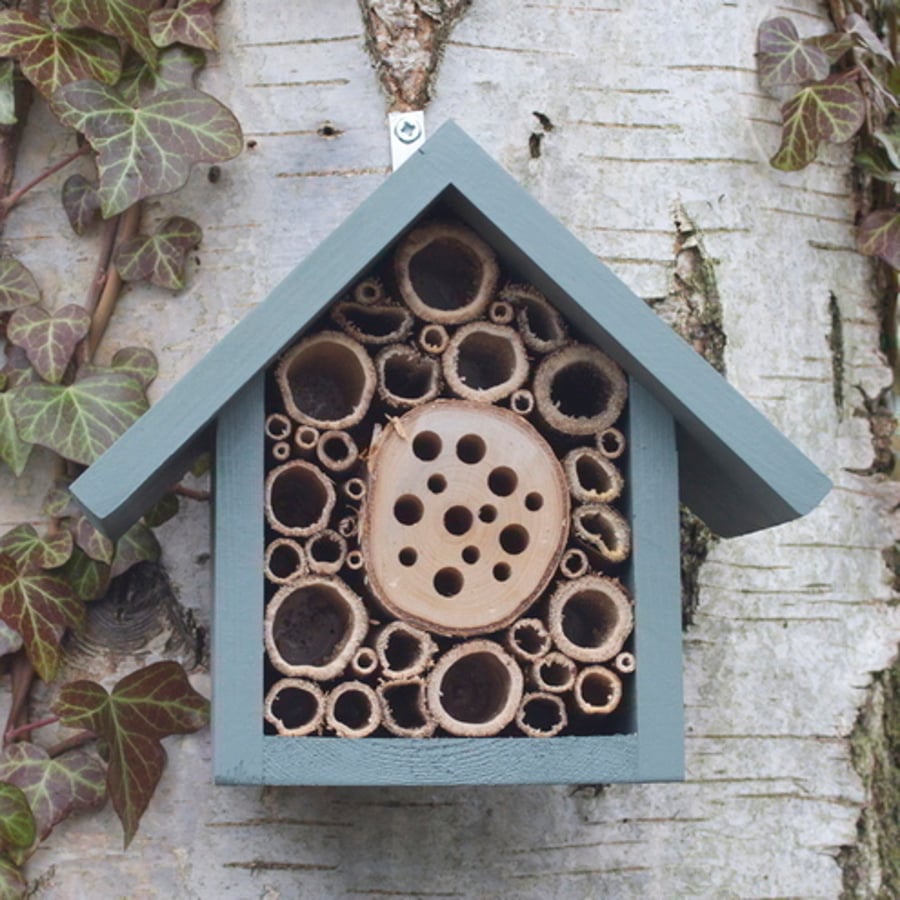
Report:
493,562,511,582
394,494,424,525
575,666,622,715
488,467,517,497
478,504,497,523
399,547,417,567
517,692,567,737
427,474,447,494
412,430,441,461
444,505,473,535
462,545,479,564
525,491,544,511
499,524,529,555
265,461,335,537
444,322,527,403
456,433,485,464
433,567,463,597
264,679,324,736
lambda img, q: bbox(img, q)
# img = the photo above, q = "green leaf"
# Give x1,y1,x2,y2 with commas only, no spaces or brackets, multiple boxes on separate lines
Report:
0,622,23,658
0,10,121,100
0,392,34,478
51,81,242,218
149,1,218,51
0,524,73,570
52,548,110,602
0,259,39,313
7,303,91,384
757,17,832,88
119,44,205,105
771,76,866,170
62,174,101,235
55,661,209,848
142,493,178,528
49,0,158,66
0,857,26,900
854,147,900,182
874,128,900,170
0,784,34,855
858,209,900,268
114,216,202,290
110,522,160,579
0,61,16,126
11,368,148,466
0,745,105,854
0,555,84,681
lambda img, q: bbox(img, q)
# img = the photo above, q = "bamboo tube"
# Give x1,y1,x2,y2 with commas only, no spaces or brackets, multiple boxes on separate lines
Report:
332,301,414,346
264,678,325,736
504,617,551,663
375,621,437,680
394,221,499,325
265,413,292,441
378,677,436,737
596,426,626,459
316,430,359,473
343,477,367,503
350,646,378,677
265,460,336,537
488,299,514,325
559,547,589,579
276,330,376,429
305,529,348,575
614,651,636,674
338,514,358,538
442,322,528,404
325,681,382,737
516,691,568,738
264,576,368,680
510,388,534,416
564,447,624,504
530,651,577,694
572,503,631,564
264,538,307,585
499,283,567,353
345,549,364,571
376,344,442,408
294,425,320,456
271,441,291,462
574,665,622,715
418,323,449,355
533,343,627,435
353,276,385,305
426,640,523,737
547,575,633,663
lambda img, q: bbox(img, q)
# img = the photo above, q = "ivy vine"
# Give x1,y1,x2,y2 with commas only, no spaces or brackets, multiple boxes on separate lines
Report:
0,0,241,892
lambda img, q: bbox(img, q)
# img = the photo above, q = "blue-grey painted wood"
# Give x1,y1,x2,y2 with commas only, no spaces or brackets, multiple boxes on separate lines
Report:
212,374,265,784
627,380,684,781
70,120,828,540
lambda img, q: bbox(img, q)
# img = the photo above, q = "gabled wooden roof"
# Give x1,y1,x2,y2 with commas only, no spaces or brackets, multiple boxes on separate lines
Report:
71,121,830,540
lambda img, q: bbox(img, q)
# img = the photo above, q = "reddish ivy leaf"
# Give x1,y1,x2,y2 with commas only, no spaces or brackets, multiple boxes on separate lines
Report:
0,391,34,477
49,0,158,66
771,75,866,170
55,661,210,848
7,304,91,384
62,174,101,236
0,525,73,570
1,348,37,390
805,32,854,65
110,347,158,388
110,522,160,579
114,217,202,290
0,259,40,314
0,783,35,859
149,0,218,52
0,10,121,100
52,547,110,602
0,555,84,681
11,368,148,466
0,856,25,900
70,513,114,564
119,44,206,105
0,745,106,856
52,81,243,218
858,209,900,269
758,18,832,88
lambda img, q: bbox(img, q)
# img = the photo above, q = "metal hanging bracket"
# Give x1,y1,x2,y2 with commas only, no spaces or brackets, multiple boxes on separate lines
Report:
389,110,426,170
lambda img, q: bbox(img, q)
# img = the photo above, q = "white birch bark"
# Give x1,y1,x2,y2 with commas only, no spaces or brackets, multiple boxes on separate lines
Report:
1,0,897,896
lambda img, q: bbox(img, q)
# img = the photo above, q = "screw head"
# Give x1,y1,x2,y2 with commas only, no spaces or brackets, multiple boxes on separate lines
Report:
393,116,423,144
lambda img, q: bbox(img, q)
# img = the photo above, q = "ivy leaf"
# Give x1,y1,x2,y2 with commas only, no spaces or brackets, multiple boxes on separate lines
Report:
119,45,205,105
49,0,158,66
11,368,148,466
0,555,84,681
0,784,35,856
0,857,25,900
0,392,34,477
805,32,854,65
7,304,91,384
110,522,160,579
62,174,101,235
149,1,218,52
0,61,16,126
855,147,900,183
858,209,900,268
70,513,114,564
0,622,23,657
0,745,106,855
110,346,158,388
0,10,121,100
845,12,893,62
114,217,202,290
143,493,178,528
0,259,40,314
52,81,243,218
758,18,832,88
0,525,73,570
52,548,110,602
771,75,866,170
55,661,210,848
1,348,38,390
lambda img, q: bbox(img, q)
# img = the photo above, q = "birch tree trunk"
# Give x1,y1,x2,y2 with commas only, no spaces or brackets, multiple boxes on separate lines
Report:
2,0,898,896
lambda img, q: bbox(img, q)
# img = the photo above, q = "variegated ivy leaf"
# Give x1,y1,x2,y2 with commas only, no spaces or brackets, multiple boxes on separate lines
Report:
43,485,77,519
70,510,114,564
149,0,218,52
7,304,91,384
119,45,206,106
0,391,34,477
757,18,832,88
0,554,84,681
0,783,35,857
0,524,73,570
55,661,209,848
110,346,158,388
143,493,178,528
0,744,106,856
62,174,101,235
0,857,26,900
0,259,39,313
11,368,148,466
110,522,160,579
0,60,16,125
49,0,158,66
1,347,37,390
52,81,243,218
771,75,866,171
52,548,110,602
805,32,854,65
114,217,202,290
0,10,121,100
858,209,900,269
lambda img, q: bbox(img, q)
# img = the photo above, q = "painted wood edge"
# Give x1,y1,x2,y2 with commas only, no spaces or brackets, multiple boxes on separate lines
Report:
211,374,265,784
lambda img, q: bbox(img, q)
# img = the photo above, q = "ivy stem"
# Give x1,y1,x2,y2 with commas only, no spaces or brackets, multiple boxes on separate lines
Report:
0,144,90,215
46,730,95,759
4,714,59,742
174,485,211,502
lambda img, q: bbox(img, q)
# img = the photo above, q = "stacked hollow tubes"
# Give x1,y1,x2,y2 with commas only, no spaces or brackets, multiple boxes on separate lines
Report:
262,218,635,739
